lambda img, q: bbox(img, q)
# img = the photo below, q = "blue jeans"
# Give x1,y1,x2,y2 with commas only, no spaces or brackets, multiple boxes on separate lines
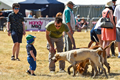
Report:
27,57,36,70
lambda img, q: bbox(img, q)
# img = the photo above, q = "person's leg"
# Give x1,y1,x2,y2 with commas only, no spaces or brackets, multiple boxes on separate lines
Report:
12,42,18,60
27,57,36,75
111,43,115,56
97,34,103,46
118,42,120,58
55,37,65,71
64,32,72,51
106,41,112,57
16,34,23,60
48,37,55,71
16,43,20,59
88,40,94,48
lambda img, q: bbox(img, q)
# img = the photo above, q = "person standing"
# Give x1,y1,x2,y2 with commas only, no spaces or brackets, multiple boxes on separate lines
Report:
26,34,37,76
110,0,117,57
114,3,120,58
63,1,76,51
46,17,76,73
101,1,116,58
0,11,5,31
7,3,26,61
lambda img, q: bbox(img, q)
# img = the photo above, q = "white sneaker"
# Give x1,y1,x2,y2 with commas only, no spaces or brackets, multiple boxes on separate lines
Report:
59,70,66,73
50,71,55,74
118,54,120,58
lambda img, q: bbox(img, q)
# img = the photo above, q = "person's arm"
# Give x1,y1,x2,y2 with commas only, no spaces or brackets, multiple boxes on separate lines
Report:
30,50,36,61
109,10,115,27
7,22,11,36
22,22,26,35
46,30,54,52
115,16,117,25
67,31,76,49
67,23,74,34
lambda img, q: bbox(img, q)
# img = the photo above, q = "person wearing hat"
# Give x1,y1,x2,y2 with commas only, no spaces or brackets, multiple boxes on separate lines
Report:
26,34,37,76
101,1,116,58
114,2,120,58
63,1,76,51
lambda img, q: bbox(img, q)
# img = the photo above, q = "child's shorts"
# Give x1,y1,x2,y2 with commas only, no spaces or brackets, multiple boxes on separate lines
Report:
27,57,36,70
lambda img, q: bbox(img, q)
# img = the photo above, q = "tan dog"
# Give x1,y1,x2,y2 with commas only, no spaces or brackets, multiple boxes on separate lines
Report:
52,48,108,78
76,59,90,74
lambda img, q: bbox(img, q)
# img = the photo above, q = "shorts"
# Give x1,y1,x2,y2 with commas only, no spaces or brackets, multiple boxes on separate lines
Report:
27,57,36,70
11,31,23,43
94,29,101,34
116,27,120,42
90,29,99,42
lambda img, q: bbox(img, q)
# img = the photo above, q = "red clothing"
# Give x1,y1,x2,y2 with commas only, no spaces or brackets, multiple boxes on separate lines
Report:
101,8,116,41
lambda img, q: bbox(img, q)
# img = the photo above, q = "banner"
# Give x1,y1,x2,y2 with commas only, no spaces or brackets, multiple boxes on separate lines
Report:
24,18,54,31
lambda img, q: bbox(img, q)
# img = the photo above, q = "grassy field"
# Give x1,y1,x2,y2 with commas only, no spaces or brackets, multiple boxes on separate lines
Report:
0,31,120,80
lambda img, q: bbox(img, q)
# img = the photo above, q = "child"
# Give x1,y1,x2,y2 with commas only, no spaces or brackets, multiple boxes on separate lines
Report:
26,34,37,76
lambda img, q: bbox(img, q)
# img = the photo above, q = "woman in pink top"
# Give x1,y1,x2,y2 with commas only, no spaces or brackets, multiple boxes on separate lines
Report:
101,1,116,58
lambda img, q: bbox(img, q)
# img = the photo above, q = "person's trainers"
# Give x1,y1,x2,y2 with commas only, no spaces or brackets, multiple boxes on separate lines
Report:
31,73,36,76
118,56,120,58
11,56,15,60
59,70,66,73
26,70,31,75
16,58,20,61
50,71,55,74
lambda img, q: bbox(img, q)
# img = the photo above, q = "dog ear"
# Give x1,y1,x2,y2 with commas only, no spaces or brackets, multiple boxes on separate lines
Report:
56,54,61,59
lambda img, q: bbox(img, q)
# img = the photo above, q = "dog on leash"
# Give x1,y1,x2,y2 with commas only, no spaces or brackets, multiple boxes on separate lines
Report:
52,48,108,78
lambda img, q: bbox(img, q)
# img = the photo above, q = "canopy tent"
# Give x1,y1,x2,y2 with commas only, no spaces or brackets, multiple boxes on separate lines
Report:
18,0,65,17
0,0,25,10
58,0,120,19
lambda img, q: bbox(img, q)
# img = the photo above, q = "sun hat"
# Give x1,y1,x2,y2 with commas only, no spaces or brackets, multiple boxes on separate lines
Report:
26,34,36,44
105,1,113,7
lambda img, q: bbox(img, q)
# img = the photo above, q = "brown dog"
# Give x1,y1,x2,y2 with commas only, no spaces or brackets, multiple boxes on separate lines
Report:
75,41,114,76
76,59,90,74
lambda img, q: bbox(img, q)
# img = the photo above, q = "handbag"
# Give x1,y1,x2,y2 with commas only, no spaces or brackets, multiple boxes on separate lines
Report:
100,11,114,29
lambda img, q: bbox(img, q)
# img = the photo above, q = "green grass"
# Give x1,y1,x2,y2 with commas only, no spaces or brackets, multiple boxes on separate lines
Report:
0,31,120,80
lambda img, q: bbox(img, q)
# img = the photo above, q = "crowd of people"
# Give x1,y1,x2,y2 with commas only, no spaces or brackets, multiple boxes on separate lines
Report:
4,0,120,76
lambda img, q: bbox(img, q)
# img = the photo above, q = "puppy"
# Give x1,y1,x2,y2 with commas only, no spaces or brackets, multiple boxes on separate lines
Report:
52,48,108,78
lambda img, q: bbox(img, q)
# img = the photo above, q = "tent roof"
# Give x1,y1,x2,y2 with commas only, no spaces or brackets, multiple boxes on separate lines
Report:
0,0,25,7
19,0,63,4
58,0,120,5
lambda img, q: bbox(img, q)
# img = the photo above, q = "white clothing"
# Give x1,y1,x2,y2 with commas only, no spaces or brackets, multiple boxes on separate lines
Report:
114,5,120,28
63,8,75,31
94,17,102,30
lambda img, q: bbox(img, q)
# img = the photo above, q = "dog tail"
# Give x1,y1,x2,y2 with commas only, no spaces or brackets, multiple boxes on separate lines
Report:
104,41,115,50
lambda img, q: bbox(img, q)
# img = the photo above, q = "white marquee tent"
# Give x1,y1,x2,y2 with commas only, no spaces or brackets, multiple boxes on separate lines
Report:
0,0,25,9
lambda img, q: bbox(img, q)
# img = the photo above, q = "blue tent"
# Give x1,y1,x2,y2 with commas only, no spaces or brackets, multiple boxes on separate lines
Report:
19,0,65,17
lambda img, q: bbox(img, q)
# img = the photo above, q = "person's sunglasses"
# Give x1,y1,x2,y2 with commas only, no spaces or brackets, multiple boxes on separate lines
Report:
55,25,61,27
14,8,19,10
